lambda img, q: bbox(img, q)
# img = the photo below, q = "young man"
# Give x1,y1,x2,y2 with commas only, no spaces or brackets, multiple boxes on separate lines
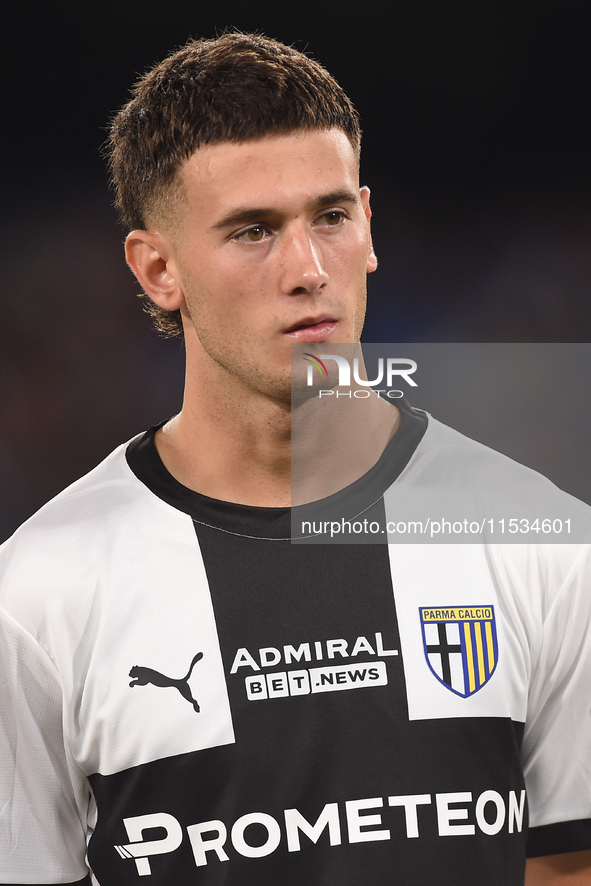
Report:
1,33,590,885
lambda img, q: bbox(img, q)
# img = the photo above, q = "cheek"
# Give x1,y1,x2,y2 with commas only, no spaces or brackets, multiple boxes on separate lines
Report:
186,279,271,344
211,262,269,311
330,228,371,275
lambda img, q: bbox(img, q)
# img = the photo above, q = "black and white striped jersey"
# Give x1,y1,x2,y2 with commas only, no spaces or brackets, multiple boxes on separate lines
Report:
2,401,591,885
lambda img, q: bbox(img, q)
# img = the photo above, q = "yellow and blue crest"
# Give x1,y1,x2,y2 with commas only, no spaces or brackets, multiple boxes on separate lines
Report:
419,606,498,697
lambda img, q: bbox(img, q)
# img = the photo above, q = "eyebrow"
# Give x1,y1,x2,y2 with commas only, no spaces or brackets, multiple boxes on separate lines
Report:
211,190,359,231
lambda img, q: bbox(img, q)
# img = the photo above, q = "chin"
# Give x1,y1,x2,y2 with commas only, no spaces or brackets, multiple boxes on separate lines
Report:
250,371,293,404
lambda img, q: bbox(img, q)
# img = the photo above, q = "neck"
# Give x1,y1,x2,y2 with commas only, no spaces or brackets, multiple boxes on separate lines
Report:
154,337,400,509
291,386,400,506
156,363,294,508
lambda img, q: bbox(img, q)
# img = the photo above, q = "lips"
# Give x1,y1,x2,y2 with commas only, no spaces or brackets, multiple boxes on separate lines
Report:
283,317,338,342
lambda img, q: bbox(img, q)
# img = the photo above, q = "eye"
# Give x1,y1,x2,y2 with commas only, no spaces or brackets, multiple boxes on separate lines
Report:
233,225,268,242
319,210,346,226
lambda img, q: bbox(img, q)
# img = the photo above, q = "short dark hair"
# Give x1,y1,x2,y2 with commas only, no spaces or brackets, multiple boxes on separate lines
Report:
107,32,361,336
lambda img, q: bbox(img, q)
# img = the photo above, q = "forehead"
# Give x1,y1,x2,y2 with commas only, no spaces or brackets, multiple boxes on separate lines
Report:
178,129,360,220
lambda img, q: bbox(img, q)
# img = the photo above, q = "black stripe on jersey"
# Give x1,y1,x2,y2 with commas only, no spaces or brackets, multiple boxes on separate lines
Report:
125,398,427,539
527,818,591,857
88,719,528,885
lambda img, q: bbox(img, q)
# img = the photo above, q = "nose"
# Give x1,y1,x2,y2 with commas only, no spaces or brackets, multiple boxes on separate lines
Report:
279,226,329,295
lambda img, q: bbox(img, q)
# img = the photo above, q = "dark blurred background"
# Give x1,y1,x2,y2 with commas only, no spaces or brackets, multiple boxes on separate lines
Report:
1,0,590,541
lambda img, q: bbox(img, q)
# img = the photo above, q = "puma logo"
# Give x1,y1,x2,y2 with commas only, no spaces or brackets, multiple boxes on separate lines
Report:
129,652,204,712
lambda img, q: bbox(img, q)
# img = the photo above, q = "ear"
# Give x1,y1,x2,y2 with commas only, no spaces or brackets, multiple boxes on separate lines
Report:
125,230,186,311
360,186,378,273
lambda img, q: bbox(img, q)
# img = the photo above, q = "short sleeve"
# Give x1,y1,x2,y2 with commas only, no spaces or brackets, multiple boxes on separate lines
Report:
520,544,591,856
0,607,92,884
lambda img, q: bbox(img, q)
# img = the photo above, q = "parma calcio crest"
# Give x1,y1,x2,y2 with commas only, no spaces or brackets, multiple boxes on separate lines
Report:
419,606,498,698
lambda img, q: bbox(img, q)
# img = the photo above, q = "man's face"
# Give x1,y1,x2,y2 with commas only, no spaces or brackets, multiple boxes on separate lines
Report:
168,129,376,400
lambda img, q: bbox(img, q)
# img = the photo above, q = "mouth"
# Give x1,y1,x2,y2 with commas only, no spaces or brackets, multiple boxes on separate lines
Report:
283,317,338,342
